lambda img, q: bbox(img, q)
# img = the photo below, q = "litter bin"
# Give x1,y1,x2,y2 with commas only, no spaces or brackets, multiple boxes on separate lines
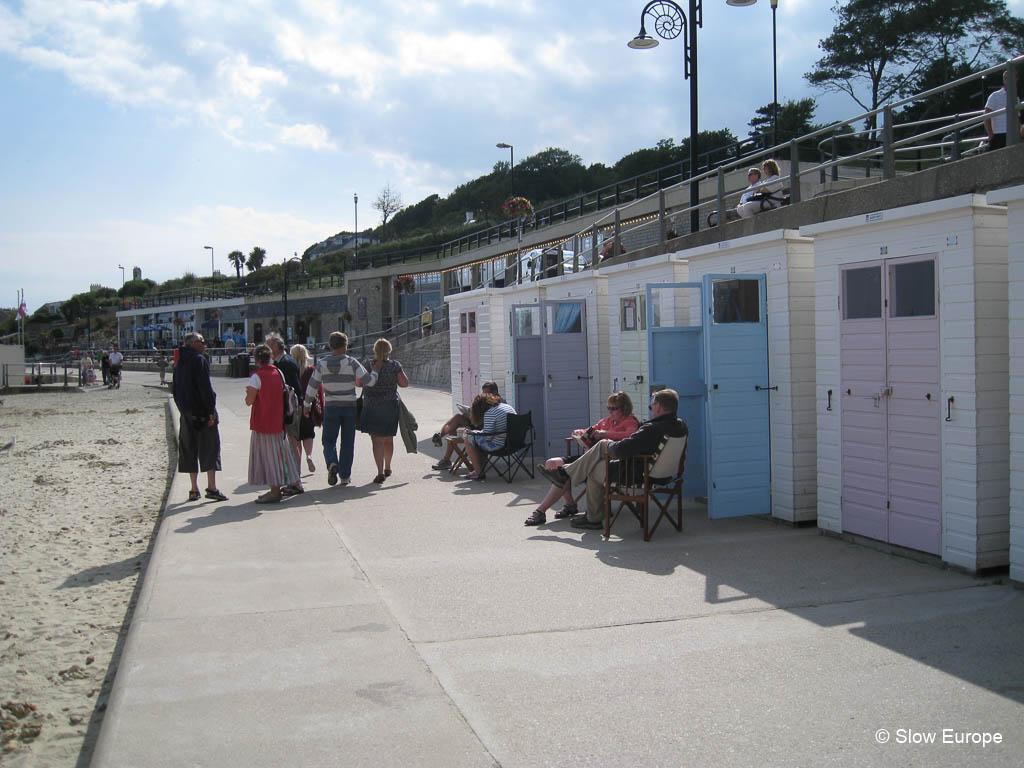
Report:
235,353,250,378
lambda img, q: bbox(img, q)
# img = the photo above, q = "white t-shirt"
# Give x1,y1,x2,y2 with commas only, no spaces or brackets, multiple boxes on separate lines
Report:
986,87,1007,134
247,373,262,390
108,352,123,366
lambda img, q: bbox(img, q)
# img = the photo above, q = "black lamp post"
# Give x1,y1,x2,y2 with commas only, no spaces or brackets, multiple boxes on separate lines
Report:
629,0,702,235
496,142,514,194
281,254,302,345
728,0,779,148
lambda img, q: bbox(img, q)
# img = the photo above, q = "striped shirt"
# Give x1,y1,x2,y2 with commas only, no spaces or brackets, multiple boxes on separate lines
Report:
477,402,516,447
304,353,377,408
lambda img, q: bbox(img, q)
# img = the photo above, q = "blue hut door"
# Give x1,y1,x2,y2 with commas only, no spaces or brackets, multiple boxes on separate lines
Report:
645,283,707,501
703,274,771,518
540,300,590,457
511,305,545,454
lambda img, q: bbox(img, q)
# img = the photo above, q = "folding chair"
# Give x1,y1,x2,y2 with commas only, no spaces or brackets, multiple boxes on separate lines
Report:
479,411,536,482
603,435,687,541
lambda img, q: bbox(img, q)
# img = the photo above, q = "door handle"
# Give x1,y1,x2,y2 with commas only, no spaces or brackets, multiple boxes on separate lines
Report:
514,374,527,383
577,375,593,380
755,385,778,391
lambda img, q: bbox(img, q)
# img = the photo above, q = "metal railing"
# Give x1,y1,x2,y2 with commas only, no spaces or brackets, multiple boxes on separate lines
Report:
2,362,79,389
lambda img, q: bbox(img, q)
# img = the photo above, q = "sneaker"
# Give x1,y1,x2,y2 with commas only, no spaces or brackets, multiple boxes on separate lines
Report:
431,458,452,470
306,457,315,473
327,463,339,486
431,432,443,448
571,517,603,530
339,477,351,486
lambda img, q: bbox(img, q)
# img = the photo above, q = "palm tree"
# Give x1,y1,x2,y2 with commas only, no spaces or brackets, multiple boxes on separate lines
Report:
228,250,245,278
246,246,266,272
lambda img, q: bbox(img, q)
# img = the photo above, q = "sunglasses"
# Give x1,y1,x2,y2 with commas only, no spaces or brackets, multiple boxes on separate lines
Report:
607,405,620,411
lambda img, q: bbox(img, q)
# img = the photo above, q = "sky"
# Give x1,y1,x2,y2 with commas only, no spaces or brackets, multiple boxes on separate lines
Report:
3,0,1022,312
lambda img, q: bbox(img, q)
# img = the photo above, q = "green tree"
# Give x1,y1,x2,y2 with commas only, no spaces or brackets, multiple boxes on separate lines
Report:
748,98,820,144
806,0,1024,132
246,247,266,272
118,278,155,298
227,250,246,278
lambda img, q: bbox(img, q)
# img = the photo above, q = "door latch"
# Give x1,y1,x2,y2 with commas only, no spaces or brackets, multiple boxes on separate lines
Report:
754,385,778,391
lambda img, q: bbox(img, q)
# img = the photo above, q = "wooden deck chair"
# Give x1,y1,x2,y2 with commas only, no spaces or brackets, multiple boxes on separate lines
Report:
480,411,536,482
603,434,687,541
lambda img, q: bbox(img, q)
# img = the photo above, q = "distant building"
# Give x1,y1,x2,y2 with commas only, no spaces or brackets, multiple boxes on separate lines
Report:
40,301,63,316
90,284,103,292
306,231,378,260
133,266,142,281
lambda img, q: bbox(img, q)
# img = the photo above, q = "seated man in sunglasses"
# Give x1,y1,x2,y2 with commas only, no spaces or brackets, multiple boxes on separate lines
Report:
534,389,688,530
524,391,641,526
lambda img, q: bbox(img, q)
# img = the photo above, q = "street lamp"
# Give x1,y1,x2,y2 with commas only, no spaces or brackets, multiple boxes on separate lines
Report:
629,0,702,235
727,0,778,148
496,142,514,194
353,193,358,249
281,254,303,345
204,245,214,277
118,264,125,286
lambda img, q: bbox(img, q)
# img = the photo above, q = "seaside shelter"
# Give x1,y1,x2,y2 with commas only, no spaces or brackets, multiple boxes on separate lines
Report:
987,183,1024,583
805,194,1009,571
680,231,817,524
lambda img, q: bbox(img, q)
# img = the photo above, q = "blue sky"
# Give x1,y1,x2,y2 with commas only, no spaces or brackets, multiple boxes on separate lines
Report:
2,0,1021,311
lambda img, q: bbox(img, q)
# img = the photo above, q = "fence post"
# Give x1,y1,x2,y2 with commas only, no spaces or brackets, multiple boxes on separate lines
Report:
716,167,725,226
659,190,667,244
613,209,621,258
882,106,895,180
590,224,598,267
1008,61,1020,147
789,140,801,204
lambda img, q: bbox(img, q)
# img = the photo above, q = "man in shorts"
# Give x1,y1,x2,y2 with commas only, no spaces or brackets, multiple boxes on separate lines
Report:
172,333,227,502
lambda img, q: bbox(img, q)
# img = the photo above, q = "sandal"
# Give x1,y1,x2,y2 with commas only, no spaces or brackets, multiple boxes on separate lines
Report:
187,489,201,502
524,510,546,526
465,471,485,481
384,469,392,477
554,503,579,519
205,488,228,502
255,492,282,504
373,474,386,484
306,457,315,472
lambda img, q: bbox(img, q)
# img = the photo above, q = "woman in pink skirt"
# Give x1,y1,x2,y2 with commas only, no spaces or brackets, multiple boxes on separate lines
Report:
245,344,303,503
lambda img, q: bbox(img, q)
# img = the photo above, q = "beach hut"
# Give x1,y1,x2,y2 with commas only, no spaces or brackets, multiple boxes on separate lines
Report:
806,194,1009,571
601,253,690,408
987,184,1024,583
445,287,507,410
530,269,610,458
681,230,817,523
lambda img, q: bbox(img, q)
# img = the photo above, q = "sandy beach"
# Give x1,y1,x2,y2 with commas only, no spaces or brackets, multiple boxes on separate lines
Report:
0,380,171,767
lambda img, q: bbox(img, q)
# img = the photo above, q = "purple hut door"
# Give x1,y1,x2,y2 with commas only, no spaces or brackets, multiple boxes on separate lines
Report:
839,257,940,555
460,311,479,405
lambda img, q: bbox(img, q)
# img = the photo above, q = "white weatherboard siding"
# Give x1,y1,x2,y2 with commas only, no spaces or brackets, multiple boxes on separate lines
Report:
498,284,544,413
603,254,690,403
988,184,1024,583
806,195,1009,571
445,288,509,409
685,230,817,523
539,271,609,424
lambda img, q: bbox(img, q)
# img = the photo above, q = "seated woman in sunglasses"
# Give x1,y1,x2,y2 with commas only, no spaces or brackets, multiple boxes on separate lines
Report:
524,391,640,526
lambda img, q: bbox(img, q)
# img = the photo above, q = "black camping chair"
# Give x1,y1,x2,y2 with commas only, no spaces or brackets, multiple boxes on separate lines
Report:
479,411,536,483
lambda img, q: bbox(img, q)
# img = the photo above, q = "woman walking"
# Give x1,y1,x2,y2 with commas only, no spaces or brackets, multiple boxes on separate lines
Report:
359,338,409,483
244,344,304,503
291,343,324,473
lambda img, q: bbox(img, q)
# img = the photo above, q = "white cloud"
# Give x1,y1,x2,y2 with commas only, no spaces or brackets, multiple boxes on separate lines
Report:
278,122,337,151
218,53,287,99
395,31,525,77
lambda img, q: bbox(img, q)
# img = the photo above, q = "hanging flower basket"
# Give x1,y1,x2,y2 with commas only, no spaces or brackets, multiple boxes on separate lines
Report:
502,196,534,221
395,276,415,294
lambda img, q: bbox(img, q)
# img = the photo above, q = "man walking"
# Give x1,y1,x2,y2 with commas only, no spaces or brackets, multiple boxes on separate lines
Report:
302,332,378,486
538,389,688,530
172,332,227,502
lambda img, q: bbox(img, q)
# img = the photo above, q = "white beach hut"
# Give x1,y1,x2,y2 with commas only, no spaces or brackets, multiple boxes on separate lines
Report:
682,230,817,523
987,183,1024,583
806,194,1009,571
445,287,508,410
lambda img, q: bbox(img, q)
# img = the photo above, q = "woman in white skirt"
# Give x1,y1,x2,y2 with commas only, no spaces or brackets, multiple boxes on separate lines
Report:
245,344,304,503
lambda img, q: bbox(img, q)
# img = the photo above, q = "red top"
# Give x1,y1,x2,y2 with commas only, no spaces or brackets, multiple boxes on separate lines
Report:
592,413,641,441
250,364,285,434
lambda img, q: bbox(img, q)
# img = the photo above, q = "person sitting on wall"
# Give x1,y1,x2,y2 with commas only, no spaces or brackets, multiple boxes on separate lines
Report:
523,391,641,526
536,389,688,530
736,159,785,219
431,381,501,471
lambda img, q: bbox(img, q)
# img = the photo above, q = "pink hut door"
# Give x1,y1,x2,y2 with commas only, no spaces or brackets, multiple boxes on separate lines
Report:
460,311,479,405
839,257,940,555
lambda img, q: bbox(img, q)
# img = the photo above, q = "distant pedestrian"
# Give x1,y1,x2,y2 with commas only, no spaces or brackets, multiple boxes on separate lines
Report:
156,351,168,385
291,343,324,473
302,332,378,487
246,344,303,503
172,333,227,503
985,70,1016,151
101,352,110,386
107,346,123,389
421,304,433,337
266,333,303,495
360,338,409,483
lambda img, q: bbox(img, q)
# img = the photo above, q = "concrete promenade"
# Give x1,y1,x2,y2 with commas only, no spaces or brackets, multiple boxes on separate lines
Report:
91,373,1024,767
